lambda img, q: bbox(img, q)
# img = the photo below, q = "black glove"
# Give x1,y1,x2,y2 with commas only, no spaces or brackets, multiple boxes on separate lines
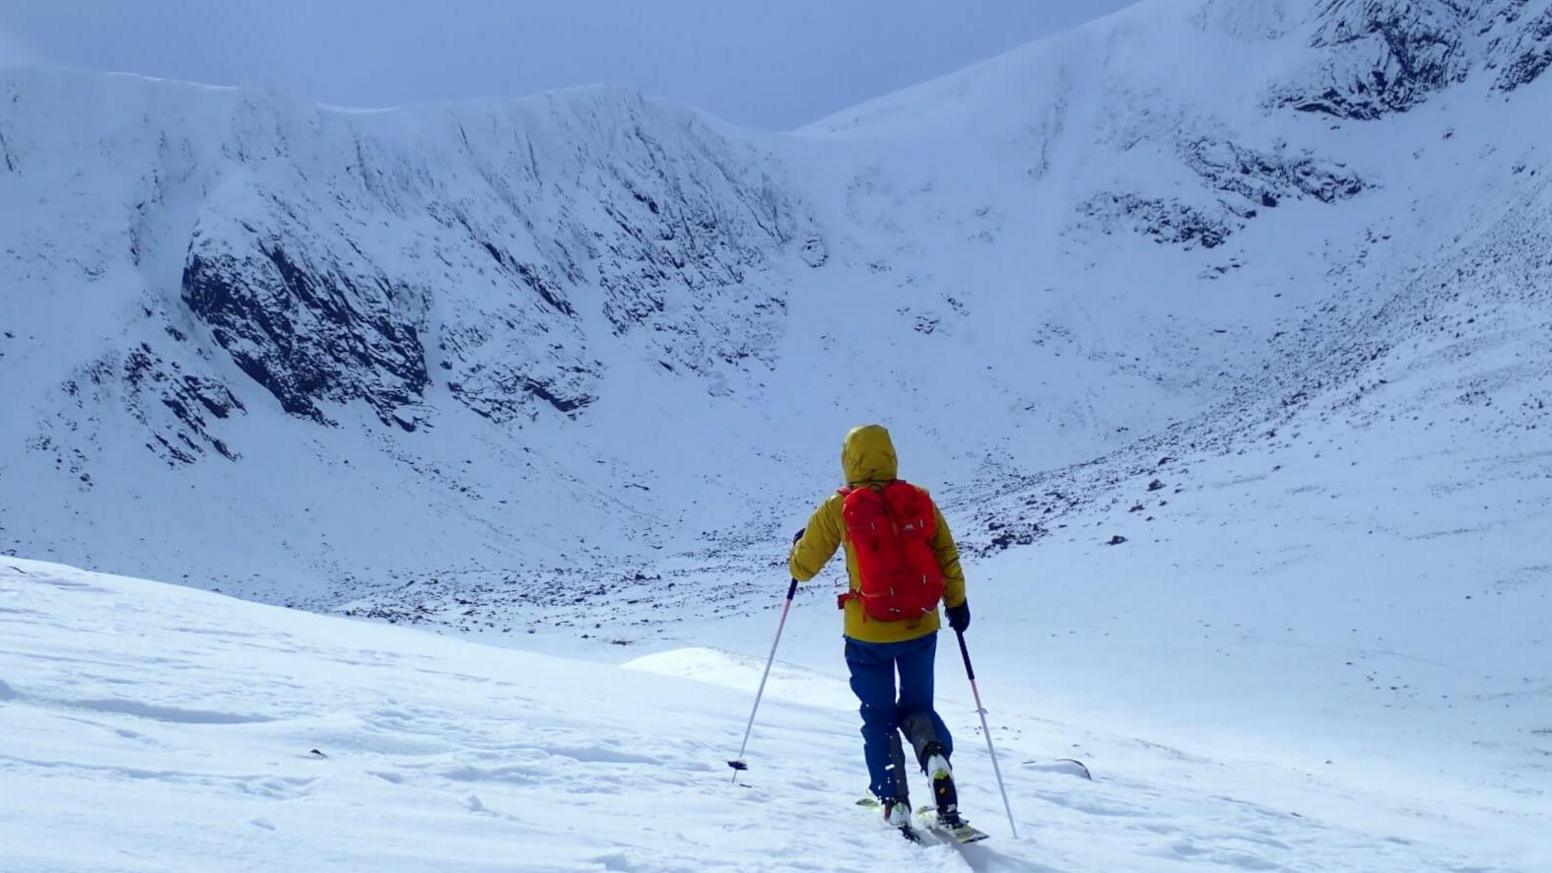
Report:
945,601,971,633
792,528,805,545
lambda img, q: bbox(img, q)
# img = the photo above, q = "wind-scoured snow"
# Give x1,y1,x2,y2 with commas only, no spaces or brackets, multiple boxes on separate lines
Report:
2,559,1543,872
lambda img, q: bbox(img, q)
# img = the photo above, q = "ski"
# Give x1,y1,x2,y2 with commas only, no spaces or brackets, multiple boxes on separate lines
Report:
916,806,991,844
860,797,988,844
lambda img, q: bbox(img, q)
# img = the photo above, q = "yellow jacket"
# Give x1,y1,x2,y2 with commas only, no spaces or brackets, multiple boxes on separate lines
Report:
788,424,967,643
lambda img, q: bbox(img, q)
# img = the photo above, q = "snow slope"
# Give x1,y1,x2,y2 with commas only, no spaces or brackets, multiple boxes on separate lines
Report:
2,558,1543,872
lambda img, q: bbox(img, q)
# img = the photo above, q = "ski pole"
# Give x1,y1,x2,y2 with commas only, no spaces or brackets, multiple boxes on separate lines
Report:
728,578,799,781
955,628,1019,838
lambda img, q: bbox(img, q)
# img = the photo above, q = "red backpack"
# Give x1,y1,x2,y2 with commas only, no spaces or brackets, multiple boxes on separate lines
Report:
838,480,945,622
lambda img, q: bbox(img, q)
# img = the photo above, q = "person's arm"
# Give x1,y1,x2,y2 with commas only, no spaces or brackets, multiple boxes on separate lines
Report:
789,497,843,582
932,505,967,608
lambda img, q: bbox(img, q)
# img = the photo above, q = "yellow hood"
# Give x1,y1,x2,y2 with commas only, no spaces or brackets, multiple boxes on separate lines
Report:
841,424,898,485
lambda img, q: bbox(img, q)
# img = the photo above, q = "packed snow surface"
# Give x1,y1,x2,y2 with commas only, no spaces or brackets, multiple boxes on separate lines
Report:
2,558,1545,872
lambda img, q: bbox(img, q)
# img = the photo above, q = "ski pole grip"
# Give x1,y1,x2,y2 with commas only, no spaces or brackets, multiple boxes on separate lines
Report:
955,629,975,681
785,578,799,600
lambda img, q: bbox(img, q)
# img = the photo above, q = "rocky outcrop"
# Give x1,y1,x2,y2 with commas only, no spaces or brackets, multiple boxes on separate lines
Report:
152,88,819,431
1278,0,1474,119
183,240,429,428
123,344,246,463
1276,0,1552,118
1182,139,1364,209
1081,138,1364,249
1486,3,1552,90
1081,193,1234,249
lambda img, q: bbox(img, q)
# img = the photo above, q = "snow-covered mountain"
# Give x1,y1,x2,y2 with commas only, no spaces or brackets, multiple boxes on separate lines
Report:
6,0,1542,609
1,69,828,603
2,2,1551,867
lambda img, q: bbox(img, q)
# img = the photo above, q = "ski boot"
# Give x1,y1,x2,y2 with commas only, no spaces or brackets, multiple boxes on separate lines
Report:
924,745,962,827
882,796,918,841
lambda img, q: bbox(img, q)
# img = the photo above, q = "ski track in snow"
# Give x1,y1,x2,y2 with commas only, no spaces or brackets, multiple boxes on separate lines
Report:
1,559,1542,872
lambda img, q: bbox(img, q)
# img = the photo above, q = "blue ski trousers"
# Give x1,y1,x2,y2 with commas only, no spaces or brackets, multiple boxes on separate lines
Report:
845,633,953,804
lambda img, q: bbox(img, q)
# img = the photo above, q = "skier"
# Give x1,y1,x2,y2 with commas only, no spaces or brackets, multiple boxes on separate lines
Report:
788,424,971,834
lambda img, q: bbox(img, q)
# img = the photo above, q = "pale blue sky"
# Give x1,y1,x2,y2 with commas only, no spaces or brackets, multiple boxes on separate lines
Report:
0,0,1138,129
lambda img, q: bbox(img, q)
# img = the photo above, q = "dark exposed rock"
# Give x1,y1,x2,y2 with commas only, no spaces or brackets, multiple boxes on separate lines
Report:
150,92,815,437
474,241,576,318
121,345,246,464
800,237,829,267
1183,139,1365,205
1276,0,1552,116
182,240,429,427
438,313,598,423
1278,0,1472,119
1080,138,1364,250
1082,193,1233,249
448,371,595,419
1489,6,1552,90
989,528,1039,551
